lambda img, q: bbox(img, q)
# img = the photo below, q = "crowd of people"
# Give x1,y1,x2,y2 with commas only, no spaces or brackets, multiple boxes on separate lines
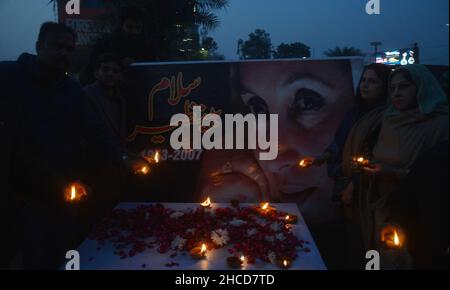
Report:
0,5,448,270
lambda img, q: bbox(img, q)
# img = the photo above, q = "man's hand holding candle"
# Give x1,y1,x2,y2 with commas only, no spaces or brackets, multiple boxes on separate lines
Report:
121,154,152,176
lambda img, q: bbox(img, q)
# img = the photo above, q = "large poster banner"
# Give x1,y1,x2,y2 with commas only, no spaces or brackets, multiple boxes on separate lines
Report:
124,58,364,223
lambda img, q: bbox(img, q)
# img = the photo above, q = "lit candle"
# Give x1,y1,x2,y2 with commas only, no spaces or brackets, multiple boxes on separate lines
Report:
285,214,298,224
190,244,207,260
259,202,275,214
137,166,150,175
65,182,88,203
200,197,212,208
278,258,292,269
353,156,372,167
299,158,313,168
137,151,159,175
381,225,405,249
379,225,412,269
149,151,160,164
227,256,245,268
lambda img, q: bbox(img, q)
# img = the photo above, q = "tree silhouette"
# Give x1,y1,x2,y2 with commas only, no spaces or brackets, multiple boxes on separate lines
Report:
198,36,224,60
237,29,273,60
202,37,219,52
324,46,365,57
273,42,311,59
51,0,229,60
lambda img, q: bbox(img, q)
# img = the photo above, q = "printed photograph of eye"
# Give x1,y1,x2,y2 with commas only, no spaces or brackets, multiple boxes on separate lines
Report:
289,88,325,114
246,95,269,115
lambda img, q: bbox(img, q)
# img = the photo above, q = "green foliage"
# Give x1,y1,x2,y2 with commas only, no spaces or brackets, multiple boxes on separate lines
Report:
237,29,273,60
273,42,311,59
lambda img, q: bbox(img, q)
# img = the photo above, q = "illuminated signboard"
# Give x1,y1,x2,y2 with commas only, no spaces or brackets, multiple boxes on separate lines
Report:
376,49,416,66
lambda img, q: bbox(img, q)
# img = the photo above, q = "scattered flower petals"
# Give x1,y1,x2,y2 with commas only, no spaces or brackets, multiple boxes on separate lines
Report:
211,229,230,247
170,211,185,219
89,204,307,267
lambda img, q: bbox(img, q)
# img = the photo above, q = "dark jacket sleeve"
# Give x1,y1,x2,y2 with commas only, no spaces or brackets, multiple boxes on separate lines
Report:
75,85,126,165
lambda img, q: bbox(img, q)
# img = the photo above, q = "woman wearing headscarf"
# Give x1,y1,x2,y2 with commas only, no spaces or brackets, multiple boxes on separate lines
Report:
314,63,391,203
342,64,449,269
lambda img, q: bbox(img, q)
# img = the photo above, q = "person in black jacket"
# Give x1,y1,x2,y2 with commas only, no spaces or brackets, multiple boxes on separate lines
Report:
84,53,128,224
0,22,150,269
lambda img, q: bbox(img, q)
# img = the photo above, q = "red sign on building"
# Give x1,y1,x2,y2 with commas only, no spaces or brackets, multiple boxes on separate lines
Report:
57,0,112,46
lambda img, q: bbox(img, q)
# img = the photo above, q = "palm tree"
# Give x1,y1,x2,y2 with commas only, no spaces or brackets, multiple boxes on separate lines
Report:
194,0,229,31
324,46,365,57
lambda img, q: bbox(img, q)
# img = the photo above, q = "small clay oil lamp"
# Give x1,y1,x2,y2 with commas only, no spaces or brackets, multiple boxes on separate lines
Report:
277,258,292,269
227,256,245,268
190,243,207,260
200,197,212,208
284,214,298,224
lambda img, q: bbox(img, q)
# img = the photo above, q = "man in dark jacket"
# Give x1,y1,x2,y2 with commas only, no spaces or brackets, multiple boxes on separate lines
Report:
84,53,128,223
84,53,127,143
0,22,150,269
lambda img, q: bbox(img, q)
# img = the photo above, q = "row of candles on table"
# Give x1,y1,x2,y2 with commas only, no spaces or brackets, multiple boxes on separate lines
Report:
198,196,406,268
200,199,298,224
190,243,292,269
63,152,403,267
198,197,297,268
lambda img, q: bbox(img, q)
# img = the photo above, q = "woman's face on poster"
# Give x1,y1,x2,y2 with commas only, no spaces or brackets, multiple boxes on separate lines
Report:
239,60,355,221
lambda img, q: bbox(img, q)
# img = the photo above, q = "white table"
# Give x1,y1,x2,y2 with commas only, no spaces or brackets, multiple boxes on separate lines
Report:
75,203,327,270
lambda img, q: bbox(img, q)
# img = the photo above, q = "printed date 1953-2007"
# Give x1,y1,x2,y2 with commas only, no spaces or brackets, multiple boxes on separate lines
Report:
142,149,203,162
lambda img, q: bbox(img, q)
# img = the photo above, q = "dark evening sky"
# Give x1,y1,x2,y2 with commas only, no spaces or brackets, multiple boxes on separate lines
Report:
0,0,448,64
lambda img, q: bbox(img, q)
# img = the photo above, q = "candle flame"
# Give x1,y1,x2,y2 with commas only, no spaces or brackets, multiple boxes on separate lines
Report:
299,158,312,168
66,183,87,202
140,166,149,174
240,256,245,262
262,203,269,210
285,215,290,220
70,185,76,201
283,260,288,267
154,151,159,163
357,157,365,163
394,231,400,246
201,197,211,207
201,244,207,254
